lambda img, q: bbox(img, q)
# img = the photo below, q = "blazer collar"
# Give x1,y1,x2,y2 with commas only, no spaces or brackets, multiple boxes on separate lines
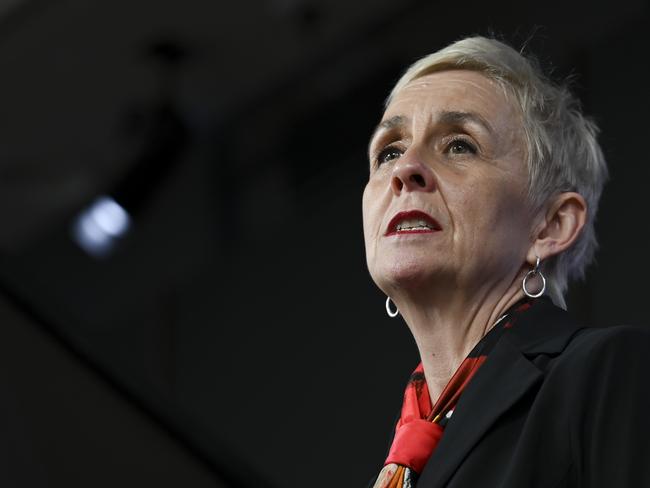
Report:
417,297,584,487
506,297,585,355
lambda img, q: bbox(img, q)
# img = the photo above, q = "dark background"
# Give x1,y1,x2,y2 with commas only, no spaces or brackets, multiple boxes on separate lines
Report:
0,0,648,486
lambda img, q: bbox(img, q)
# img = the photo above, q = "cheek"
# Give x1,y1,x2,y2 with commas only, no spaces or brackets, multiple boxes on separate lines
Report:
481,196,532,266
492,184,531,230
361,181,384,263
362,182,381,229
361,185,374,249
361,184,370,226
453,183,530,253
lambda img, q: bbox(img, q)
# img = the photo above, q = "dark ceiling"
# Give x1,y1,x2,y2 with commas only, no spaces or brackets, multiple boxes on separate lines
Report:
0,0,648,487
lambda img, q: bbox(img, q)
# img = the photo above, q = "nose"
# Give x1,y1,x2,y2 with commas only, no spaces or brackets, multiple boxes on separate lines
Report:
391,157,436,195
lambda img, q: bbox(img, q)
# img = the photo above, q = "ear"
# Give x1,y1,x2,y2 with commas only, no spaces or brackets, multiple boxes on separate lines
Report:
527,192,587,265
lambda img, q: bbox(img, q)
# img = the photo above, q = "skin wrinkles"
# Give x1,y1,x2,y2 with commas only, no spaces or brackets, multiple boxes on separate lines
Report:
368,110,498,163
362,70,535,402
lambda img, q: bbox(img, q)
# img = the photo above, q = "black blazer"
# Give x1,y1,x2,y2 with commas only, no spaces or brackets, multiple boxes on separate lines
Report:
374,298,650,487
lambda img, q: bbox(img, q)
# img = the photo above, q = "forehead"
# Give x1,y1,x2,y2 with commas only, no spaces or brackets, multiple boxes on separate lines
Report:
384,69,520,129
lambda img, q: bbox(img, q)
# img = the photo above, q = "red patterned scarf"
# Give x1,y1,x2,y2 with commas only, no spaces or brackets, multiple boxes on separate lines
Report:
372,301,532,488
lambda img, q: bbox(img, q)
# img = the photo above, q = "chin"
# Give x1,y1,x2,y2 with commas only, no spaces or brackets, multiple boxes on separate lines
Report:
373,257,443,293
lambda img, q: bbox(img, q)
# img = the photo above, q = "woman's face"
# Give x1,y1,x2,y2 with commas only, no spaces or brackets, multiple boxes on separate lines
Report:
362,69,534,297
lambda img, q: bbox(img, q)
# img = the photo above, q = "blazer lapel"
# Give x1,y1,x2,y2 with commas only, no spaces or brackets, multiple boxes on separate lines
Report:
416,298,583,487
417,336,542,487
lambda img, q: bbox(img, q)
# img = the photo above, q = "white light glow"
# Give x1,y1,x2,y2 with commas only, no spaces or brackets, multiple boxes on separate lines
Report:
72,196,131,258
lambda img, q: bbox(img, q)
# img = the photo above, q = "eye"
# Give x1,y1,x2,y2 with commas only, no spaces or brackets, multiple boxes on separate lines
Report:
375,146,403,166
447,138,477,155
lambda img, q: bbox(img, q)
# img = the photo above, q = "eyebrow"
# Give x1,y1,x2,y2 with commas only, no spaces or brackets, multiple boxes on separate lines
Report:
369,110,494,149
437,110,495,135
369,115,406,143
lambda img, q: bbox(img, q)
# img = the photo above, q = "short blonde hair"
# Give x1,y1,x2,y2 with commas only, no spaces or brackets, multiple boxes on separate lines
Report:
388,36,608,308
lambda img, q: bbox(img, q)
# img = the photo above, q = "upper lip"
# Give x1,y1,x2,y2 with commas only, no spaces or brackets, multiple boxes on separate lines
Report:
385,210,442,236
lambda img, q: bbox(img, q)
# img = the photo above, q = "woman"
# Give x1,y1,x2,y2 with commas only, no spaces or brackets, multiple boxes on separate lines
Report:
363,37,650,487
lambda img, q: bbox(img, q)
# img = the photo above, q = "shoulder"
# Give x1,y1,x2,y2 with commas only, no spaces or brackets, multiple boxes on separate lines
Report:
548,324,650,415
529,322,650,405
564,324,650,364
557,326,650,485
508,296,650,369
545,324,650,384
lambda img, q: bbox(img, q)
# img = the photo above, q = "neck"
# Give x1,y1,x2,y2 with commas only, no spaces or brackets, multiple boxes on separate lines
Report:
391,270,527,405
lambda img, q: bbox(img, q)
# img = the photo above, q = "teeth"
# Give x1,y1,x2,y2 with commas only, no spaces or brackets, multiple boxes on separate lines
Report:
397,225,431,231
396,218,433,231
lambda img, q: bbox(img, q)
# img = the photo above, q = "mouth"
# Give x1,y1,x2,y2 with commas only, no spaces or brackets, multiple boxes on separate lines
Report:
385,210,442,236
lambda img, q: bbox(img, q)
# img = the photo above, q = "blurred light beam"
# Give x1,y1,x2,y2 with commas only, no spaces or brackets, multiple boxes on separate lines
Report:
72,196,131,258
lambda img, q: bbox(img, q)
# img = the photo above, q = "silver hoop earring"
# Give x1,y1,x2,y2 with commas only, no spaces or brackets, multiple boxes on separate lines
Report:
385,296,399,318
522,255,546,298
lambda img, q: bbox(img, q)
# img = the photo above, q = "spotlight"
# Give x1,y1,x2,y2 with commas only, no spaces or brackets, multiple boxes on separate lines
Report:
72,196,131,258
71,38,189,259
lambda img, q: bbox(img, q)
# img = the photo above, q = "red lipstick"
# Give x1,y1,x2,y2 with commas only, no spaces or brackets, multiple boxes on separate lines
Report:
385,210,442,236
